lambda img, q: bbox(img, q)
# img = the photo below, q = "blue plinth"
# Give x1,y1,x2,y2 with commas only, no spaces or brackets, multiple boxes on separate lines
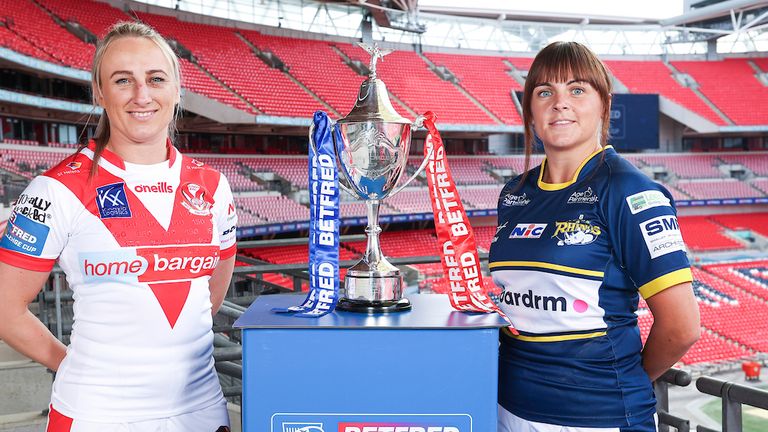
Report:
234,294,507,432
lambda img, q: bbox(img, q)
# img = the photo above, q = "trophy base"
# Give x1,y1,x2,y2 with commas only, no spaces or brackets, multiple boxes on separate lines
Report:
337,298,412,314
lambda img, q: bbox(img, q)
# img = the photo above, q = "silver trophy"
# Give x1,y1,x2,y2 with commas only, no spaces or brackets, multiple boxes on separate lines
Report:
312,43,430,313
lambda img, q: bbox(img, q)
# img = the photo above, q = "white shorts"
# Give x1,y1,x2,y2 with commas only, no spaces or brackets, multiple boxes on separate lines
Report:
46,400,230,432
498,404,624,432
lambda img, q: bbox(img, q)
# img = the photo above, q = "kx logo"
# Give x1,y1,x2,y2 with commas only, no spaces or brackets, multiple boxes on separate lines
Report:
509,223,547,239
95,183,132,219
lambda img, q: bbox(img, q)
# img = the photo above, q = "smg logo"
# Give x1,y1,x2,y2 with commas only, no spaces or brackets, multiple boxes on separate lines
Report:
509,223,547,239
640,215,686,259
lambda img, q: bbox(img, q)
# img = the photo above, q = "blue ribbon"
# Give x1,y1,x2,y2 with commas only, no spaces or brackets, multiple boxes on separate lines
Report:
272,111,340,317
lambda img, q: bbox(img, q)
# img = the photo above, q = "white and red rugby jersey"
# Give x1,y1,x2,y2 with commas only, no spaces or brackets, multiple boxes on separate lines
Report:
0,141,238,422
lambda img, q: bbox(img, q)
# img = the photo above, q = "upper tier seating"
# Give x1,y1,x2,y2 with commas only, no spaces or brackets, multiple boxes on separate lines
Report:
718,153,768,176
605,60,725,125
240,31,363,118
0,21,56,61
2,0,93,69
639,154,723,178
336,44,496,125
425,53,522,124
672,59,768,126
137,12,324,117
675,178,764,200
39,0,131,39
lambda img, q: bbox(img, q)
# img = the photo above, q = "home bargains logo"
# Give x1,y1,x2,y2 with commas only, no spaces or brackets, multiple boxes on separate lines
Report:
509,223,547,239
78,245,220,283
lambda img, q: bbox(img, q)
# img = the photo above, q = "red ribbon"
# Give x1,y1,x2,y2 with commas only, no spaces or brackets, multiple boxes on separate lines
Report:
422,112,515,332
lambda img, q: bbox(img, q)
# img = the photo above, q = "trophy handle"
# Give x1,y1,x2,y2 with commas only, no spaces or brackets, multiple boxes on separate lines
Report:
308,120,358,198
389,115,432,198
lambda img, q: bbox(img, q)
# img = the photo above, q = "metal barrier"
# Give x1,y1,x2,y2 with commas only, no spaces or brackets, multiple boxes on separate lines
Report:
655,368,692,432
696,376,768,432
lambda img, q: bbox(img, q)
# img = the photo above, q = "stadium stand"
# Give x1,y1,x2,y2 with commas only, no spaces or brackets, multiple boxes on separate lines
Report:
2,0,93,70
672,59,768,126
38,0,131,39
718,153,768,176
424,52,523,124
336,44,497,124
605,60,726,125
711,212,768,238
675,178,764,200
639,153,723,179
137,12,324,117
678,216,744,252
239,30,363,118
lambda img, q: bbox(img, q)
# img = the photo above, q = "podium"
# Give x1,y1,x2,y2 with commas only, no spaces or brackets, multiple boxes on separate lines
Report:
234,294,507,432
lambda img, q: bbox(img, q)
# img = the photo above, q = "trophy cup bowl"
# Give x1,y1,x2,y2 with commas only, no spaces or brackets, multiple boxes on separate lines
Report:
334,118,414,313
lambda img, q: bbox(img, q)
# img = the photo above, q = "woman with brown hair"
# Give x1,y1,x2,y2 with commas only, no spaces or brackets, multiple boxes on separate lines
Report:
0,22,236,431
489,41,700,431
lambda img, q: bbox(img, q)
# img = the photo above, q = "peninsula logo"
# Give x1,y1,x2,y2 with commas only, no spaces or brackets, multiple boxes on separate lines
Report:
281,423,324,432
567,187,599,204
501,192,531,207
66,161,82,170
552,214,601,246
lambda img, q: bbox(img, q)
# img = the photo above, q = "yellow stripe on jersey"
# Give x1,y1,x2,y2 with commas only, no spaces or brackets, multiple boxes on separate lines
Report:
537,145,613,191
489,260,604,278
502,327,607,342
639,267,693,299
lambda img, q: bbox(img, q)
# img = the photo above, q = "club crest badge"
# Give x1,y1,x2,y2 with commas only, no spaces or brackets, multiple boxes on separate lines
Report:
180,182,213,216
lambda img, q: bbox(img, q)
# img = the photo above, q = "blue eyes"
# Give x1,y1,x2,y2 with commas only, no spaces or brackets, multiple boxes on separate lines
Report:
114,76,167,85
536,88,585,97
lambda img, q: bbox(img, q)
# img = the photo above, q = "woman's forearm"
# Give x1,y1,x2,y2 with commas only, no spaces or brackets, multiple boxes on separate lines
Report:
0,309,67,371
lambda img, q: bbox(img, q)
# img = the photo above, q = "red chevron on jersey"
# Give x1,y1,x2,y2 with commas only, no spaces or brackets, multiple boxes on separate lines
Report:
149,281,192,328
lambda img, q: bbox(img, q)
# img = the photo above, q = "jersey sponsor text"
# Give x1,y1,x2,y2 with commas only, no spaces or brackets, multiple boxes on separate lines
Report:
640,215,686,258
509,223,546,239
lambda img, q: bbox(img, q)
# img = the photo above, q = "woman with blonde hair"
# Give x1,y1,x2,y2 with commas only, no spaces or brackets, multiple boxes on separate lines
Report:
490,41,700,432
0,22,237,432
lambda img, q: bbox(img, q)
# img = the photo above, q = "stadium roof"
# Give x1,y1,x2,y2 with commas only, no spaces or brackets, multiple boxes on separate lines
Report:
133,0,768,54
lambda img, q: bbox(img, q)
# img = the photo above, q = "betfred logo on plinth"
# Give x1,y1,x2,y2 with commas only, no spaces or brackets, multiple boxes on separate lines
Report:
339,425,459,432
272,414,470,432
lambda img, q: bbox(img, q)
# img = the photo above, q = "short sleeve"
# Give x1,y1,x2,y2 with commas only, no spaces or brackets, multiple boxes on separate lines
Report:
604,170,692,299
213,173,237,260
0,176,72,271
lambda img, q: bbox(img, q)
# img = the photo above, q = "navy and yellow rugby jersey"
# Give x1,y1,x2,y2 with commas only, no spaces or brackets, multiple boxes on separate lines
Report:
489,145,692,428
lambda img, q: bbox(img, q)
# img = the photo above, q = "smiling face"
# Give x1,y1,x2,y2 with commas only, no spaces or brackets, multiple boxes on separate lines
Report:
530,77,603,154
94,36,180,151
